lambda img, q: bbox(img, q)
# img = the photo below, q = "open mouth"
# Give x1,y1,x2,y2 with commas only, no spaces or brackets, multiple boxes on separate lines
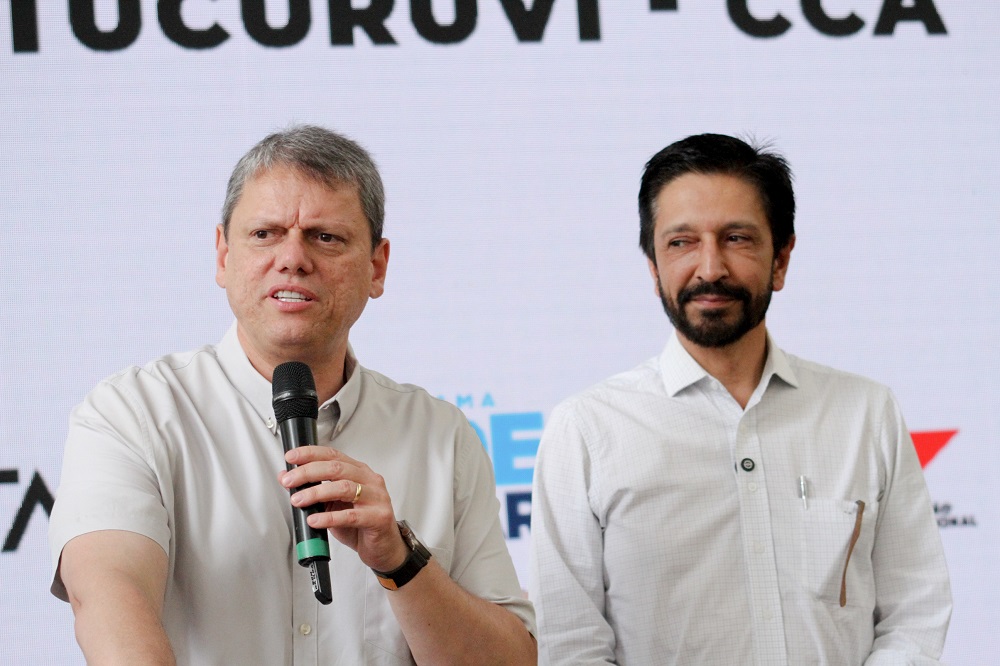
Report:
273,290,312,303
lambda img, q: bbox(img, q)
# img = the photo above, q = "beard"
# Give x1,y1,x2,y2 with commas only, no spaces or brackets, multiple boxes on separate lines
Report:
658,277,772,348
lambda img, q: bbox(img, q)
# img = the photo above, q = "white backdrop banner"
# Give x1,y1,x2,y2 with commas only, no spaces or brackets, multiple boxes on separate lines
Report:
2,1,997,662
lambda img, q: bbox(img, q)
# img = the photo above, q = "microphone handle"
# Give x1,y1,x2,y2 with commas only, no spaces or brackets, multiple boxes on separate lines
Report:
278,416,333,604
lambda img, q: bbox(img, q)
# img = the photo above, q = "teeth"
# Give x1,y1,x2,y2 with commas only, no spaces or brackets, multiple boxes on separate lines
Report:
274,290,309,302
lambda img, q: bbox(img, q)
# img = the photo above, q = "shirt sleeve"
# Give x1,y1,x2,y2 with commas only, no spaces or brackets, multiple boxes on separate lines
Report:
530,399,617,665
864,391,952,664
48,374,171,601
449,417,537,637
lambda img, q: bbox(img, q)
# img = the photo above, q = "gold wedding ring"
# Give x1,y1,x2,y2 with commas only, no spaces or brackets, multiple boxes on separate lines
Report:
353,482,363,503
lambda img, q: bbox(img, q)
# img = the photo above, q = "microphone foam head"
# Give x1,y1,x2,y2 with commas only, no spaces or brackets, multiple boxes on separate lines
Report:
272,361,319,422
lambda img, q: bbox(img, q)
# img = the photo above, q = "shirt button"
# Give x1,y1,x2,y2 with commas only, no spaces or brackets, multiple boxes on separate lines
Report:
763,611,773,621
748,482,758,492
740,458,755,472
754,542,764,554
266,417,275,429
299,623,312,636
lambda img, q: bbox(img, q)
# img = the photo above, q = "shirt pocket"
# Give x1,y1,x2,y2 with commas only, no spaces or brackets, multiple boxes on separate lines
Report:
362,546,453,664
799,497,877,609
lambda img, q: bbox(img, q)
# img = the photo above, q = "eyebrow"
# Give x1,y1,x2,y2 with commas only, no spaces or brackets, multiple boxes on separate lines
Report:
658,221,760,236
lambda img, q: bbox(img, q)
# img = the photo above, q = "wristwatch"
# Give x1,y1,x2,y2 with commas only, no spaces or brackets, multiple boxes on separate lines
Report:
372,520,432,590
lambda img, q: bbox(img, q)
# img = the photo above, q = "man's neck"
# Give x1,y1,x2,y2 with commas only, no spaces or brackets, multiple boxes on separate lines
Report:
677,324,769,410
305,360,350,405
237,327,349,404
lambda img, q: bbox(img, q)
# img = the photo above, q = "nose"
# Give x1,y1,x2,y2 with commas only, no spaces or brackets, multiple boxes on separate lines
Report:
694,238,728,283
275,231,314,275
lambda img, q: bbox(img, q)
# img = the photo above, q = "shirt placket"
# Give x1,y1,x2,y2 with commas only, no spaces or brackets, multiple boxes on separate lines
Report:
291,589,318,666
732,407,788,666
291,404,340,666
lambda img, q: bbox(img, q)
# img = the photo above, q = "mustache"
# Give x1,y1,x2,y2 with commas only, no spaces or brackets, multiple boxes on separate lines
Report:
678,281,752,306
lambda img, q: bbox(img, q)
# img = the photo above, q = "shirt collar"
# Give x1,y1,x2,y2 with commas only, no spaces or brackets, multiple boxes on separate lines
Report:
216,321,364,434
330,347,361,429
763,333,799,390
659,332,711,397
658,330,799,398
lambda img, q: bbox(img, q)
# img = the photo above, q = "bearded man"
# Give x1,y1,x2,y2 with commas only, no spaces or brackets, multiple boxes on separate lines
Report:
529,134,951,665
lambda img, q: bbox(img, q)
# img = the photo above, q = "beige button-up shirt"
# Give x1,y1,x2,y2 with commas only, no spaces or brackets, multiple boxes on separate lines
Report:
51,323,534,664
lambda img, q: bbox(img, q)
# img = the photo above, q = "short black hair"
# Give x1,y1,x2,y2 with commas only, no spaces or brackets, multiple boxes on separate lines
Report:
638,134,795,261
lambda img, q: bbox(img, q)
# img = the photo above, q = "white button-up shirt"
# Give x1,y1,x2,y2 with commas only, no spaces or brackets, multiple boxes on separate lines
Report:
50,323,534,664
530,333,950,665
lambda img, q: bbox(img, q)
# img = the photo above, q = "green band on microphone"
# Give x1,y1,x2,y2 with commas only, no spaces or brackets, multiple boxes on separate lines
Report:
297,538,330,561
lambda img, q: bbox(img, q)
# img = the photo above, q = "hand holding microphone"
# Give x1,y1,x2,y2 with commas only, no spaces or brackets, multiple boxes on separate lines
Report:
274,373,415,584
272,361,333,605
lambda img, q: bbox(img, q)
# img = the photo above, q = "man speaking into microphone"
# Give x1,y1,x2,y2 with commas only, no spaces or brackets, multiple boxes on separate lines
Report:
47,125,536,664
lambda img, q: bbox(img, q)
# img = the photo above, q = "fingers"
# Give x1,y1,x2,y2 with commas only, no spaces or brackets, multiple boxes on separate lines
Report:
289,478,364,509
280,446,384,512
281,446,367,488
305,494,397,531
285,445,364,468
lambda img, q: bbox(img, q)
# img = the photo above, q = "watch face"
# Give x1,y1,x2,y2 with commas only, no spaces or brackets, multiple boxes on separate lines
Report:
397,520,431,559
397,520,416,549
373,521,432,590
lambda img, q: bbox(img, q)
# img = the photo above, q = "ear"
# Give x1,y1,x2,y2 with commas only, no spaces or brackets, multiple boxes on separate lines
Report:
368,238,390,299
215,225,228,289
647,256,662,298
771,234,795,292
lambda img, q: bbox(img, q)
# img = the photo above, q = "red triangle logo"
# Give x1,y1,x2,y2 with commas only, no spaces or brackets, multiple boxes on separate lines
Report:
911,430,958,468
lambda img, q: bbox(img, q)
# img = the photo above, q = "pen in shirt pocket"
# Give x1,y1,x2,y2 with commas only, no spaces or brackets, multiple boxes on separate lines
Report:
798,475,809,510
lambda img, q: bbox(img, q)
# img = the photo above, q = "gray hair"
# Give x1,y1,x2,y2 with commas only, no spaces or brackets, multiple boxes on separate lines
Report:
222,125,385,248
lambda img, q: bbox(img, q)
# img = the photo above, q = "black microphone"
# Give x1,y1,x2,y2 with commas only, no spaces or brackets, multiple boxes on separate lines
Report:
272,361,333,605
